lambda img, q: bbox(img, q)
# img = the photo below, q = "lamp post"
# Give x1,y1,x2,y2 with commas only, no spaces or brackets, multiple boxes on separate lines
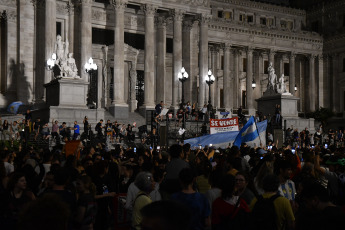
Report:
178,67,188,140
294,84,297,92
84,57,97,107
206,70,215,114
178,67,189,105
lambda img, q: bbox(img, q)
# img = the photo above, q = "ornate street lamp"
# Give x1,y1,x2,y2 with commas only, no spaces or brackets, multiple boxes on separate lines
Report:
252,79,256,90
178,67,189,104
84,57,97,73
47,53,57,70
294,84,297,92
206,70,215,114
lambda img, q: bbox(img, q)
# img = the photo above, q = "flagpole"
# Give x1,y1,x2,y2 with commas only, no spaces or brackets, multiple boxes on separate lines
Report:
254,117,262,146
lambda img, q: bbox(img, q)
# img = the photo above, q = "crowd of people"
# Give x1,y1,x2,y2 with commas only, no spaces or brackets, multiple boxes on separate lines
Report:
0,122,345,230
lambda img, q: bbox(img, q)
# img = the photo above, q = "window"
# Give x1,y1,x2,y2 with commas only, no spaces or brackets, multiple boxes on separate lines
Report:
284,63,290,76
56,22,61,37
218,11,223,18
311,21,319,33
224,11,232,19
243,58,247,72
287,21,293,30
264,61,269,74
267,18,274,26
280,20,287,29
260,17,267,25
239,14,245,22
247,15,254,23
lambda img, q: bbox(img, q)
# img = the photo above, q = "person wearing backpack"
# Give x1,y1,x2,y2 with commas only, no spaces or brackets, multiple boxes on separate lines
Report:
212,174,250,230
249,174,295,230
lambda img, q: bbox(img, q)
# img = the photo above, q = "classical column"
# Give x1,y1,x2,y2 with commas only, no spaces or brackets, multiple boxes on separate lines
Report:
172,9,184,108
289,52,296,95
232,49,240,108
211,47,218,107
142,4,156,109
318,55,324,108
308,54,316,112
182,19,194,103
323,55,331,108
156,16,166,104
223,43,231,110
80,0,92,81
112,0,127,105
67,1,75,54
44,0,56,97
332,53,339,113
198,14,210,108
246,47,254,113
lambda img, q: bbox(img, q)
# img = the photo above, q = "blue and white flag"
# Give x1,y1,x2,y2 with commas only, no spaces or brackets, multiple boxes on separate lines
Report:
184,119,267,149
184,130,239,149
233,116,267,148
7,101,23,114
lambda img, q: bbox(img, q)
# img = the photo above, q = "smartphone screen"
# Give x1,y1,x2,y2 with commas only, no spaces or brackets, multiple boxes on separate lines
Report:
291,149,295,154
157,146,160,150
134,147,136,152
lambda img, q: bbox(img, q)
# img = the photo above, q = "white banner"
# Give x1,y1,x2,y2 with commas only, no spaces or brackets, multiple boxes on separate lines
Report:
210,117,239,134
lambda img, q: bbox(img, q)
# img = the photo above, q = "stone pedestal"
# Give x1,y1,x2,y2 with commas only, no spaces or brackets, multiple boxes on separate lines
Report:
256,91,299,118
36,79,104,126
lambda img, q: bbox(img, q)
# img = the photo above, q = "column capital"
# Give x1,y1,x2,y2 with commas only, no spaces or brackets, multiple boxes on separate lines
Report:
290,52,297,60
308,54,317,60
198,13,212,25
246,46,254,54
155,16,167,28
80,0,93,5
171,9,185,22
142,4,157,17
318,54,324,61
30,0,45,8
269,49,276,55
331,52,339,58
222,43,232,52
231,48,240,56
111,0,127,10
182,19,194,32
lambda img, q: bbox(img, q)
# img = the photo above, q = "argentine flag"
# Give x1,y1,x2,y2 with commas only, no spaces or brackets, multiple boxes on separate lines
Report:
7,101,23,114
233,116,267,148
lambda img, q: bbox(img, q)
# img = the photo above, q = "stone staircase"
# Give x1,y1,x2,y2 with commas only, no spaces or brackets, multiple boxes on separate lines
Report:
104,110,147,129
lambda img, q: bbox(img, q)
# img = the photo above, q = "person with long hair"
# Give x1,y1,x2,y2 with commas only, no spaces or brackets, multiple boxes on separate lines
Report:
74,175,97,230
212,174,250,230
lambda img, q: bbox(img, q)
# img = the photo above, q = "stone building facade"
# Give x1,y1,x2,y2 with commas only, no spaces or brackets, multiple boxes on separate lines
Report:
0,0,344,118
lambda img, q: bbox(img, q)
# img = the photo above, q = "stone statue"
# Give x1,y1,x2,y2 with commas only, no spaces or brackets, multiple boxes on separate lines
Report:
277,74,287,94
55,35,66,61
267,62,277,90
53,35,79,79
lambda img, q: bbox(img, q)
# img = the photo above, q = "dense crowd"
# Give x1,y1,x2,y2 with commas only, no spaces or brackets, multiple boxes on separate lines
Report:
0,108,345,230
0,124,345,230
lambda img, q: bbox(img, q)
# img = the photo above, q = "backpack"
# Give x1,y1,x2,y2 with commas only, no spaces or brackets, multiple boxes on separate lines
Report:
250,194,280,230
